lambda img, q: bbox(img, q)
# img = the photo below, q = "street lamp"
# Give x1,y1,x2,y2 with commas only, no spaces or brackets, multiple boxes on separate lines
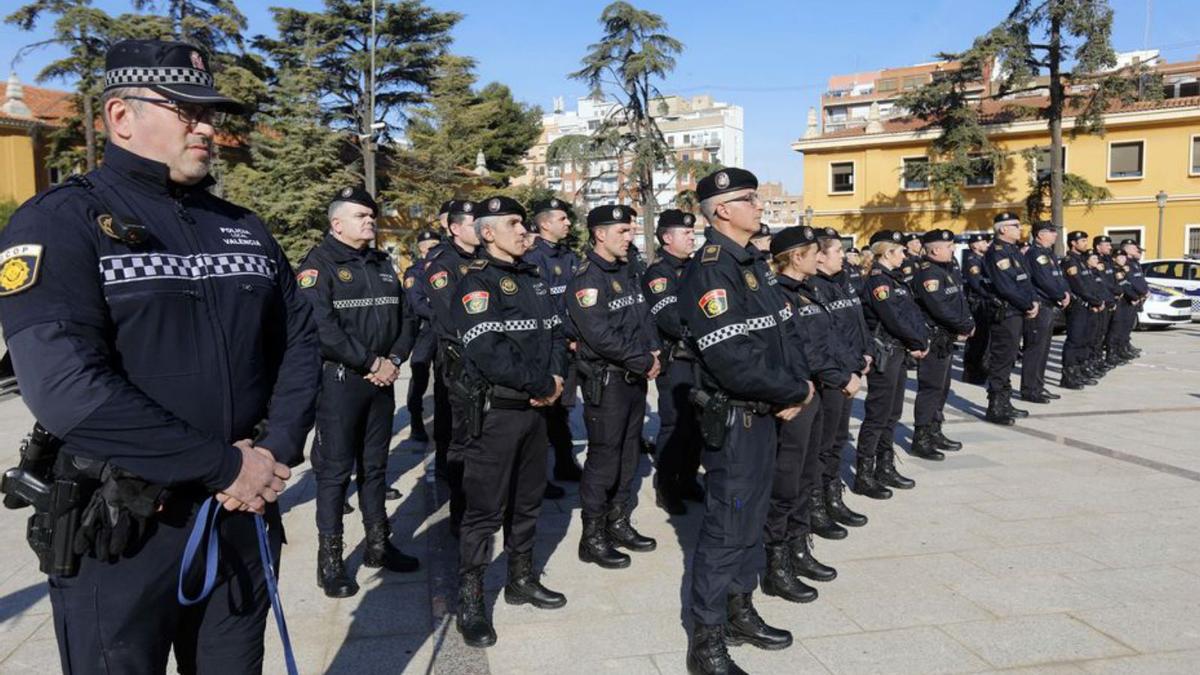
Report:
804,205,814,227
1155,190,1168,258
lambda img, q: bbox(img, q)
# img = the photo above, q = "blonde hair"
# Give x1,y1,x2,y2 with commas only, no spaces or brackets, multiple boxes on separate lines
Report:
771,242,816,276
870,241,903,258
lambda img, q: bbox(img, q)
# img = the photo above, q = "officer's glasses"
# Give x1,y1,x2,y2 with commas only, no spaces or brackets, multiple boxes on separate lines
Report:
722,193,761,206
122,96,228,127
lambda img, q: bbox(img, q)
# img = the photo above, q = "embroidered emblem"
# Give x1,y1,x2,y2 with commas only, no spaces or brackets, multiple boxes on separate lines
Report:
462,291,489,314
715,172,730,189
873,285,891,301
611,279,623,293
743,270,759,291
336,268,353,282
429,270,448,289
575,288,598,308
923,279,940,293
500,276,518,295
699,289,728,318
996,258,1012,271
297,269,318,289
0,245,42,296
649,277,668,294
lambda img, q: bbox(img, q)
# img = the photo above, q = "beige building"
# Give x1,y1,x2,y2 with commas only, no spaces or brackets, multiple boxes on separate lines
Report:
759,181,804,227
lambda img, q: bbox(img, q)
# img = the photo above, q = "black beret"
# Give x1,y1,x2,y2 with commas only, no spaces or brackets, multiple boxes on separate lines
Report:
478,196,526,220
696,167,758,202
1112,247,1129,258
1119,239,1140,248
1067,230,1089,243
447,200,476,216
846,247,860,254
751,222,772,239
817,226,840,240
967,233,988,244
868,229,905,246
587,204,636,229
657,209,696,230
993,212,1021,226
531,198,572,217
1032,220,1058,234
438,200,453,215
416,228,440,244
769,226,818,257
903,232,924,243
921,229,955,244
105,39,244,112
1093,235,1112,246
331,185,377,216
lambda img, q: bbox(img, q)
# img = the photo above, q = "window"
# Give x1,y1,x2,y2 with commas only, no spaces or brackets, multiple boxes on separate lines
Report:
1108,140,1144,179
966,155,994,187
1035,146,1068,182
1144,262,1181,280
587,120,599,131
709,152,718,163
682,134,690,145
667,135,675,146
48,166,62,185
1187,226,1200,257
1106,227,1142,246
901,75,925,91
681,153,690,162
1191,135,1200,176
839,236,855,251
876,78,898,93
902,157,929,190
830,162,855,193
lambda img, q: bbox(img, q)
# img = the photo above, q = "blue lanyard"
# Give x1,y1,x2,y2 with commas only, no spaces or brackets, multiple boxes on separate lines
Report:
178,496,298,675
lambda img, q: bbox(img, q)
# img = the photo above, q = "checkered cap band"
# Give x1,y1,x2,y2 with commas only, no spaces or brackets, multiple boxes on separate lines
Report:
105,66,214,89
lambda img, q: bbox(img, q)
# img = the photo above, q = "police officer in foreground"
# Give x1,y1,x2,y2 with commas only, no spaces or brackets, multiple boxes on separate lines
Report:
1059,231,1105,388
0,39,320,671
983,213,1038,425
961,233,995,384
567,204,661,570
522,198,585,485
680,168,813,675
911,230,974,460
451,197,569,648
642,209,702,515
403,227,442,444
1020,221,1070,403
297,187,420,598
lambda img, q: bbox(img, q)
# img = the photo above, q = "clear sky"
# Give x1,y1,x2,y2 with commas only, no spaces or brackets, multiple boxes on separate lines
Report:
3,0,1198,193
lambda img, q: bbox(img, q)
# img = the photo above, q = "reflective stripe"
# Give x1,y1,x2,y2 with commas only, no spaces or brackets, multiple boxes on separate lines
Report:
745,314,777,331
697,323,748,351
331,296,399,310
462,321,504,345
650,295,676,315
550,285,567,295
609,295,639,311
543,315,562,329
100,252,275,285
504,319,538,331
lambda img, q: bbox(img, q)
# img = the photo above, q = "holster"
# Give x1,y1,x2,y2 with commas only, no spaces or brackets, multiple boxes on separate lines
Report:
1,425,85,576
689,389,732,450
437,341,465,384
872,327,897,373
575,359,606,406
449,375,489,438
930,327,954,359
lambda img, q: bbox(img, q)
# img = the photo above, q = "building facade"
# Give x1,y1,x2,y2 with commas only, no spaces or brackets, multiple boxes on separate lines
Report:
1,74,73,206
793,55,1200,257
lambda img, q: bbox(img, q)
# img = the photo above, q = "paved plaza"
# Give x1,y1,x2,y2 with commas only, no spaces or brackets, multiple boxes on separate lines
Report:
1,325,1199,674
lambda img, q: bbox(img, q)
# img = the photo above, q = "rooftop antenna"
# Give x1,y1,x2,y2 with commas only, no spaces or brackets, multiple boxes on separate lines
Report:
1143,0,1152,50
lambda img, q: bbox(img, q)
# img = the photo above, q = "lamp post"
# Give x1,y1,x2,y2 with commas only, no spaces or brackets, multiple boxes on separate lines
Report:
804,205,814,227
1155,190,1168,258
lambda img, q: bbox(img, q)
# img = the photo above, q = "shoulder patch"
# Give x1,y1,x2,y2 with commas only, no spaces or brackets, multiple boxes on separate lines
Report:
701,245,721,265
870,268,882,276
1037,254,1050,265
699,288,729,318
969,265,981,275
923,279,940,293
468,259,489,271
462,290,489,314
0,244,43,296
1066,265,1078,276
649,277,668,294
575,288,598,308
296,268,319,289
429,269,449,289
872,285,891,301
996,258,1012,271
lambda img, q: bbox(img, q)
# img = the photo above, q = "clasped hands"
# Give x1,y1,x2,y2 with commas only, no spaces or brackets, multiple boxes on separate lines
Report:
364,356,399,387
217,439,291,514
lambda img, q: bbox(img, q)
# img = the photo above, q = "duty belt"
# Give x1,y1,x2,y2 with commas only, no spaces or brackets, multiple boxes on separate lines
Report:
724,397,773,415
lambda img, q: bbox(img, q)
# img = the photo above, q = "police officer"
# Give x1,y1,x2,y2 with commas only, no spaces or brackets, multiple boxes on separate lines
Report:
911,230,974,460
961,233,995,384
750,222,773,254
857,231,929,496
642,209,702,515
451,196,569,647
522,198,585,485
298,187,420,597
423,199,479,534
983,213,1038,425
403,227,442,445
680,168,813,674
567,204,661,569
900,232,924,287
1084,250,1115,377
1092,235,1121,370
844,246,866,296
1109,247,1143,365
1117,239,1149,360
1059,231,1105,388
0,39,320,671
1020,221,1070,403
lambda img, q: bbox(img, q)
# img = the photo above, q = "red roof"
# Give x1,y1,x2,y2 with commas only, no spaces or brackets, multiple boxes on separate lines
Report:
0,82,74,125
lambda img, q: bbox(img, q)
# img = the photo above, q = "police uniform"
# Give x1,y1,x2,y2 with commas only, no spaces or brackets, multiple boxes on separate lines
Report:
642,209,701,515
983,213,1037,424
297,187,420,597
567,204,661,569
0,40,320,672
1020,222,1069,402
1092,236,1122,369
1059,232,1106,388
403,227,441,443
451,197,570,647
1114,240,1149,360
522,198,584,482
911,230,974,460
857,230,929,497
961,234,996,383
1107,244,1145,364
900,233,922,288
680,169,811,673
843,250,866,296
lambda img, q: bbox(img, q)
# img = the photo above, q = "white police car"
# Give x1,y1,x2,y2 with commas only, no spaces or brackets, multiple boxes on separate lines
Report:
1136,282,1192,329
1142,258,1200,321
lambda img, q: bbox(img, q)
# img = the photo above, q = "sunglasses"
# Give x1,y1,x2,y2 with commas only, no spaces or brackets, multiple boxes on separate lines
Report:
122,96,228,127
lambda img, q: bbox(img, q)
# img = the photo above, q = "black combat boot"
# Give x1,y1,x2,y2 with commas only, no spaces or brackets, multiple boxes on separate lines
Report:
931,422,963,451
876,450,916,489
410,415,429,444
316,534,359,598
985,394,1016,425
578,516,631,569
761,543,818,603
1059,366,1085,390
504,552,566,609
606,503,657,552
363,522,420,572
385,487,402,500
808,488,848,540
656,477,687,516
852,456,893,500
790,535,837,582
687,623,746,675
1002,392,1030,418
1020,390,1052,404
725,592,793,650
909,426,946,461
824,479,868,527
1077,364,1099,385
456,567,496,648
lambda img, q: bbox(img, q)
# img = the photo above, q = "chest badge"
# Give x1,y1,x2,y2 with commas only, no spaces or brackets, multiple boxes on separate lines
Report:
743,270,759,291
459,264,469,276
337,268,353,283
500,276,518,295
611,279,623,293
553,265,562,276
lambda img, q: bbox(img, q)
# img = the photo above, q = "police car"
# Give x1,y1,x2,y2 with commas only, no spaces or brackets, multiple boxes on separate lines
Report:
1141,258,1200,321
1136,282,1193,329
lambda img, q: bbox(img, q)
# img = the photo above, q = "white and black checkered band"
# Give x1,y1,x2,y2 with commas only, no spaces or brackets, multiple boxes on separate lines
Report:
99,252,275,285
106,66,214,89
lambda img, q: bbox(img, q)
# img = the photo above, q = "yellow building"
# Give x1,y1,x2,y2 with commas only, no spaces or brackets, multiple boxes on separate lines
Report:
1,74,74,206
793,58,1200,258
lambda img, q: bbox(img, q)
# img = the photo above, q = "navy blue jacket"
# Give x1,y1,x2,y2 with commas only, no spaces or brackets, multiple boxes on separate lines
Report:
861,263,929,351
0,143,319,489
776,275,851,390
913,259,975,336
1061,251,1107,308
403,257,436,364
984,240,1037,313
421,241,476,345
523,236,580,338
565,250,660,374
811,271,873,372
641,251,689,345
963,249,997,305
1025,244,1070,306
1125,259,1150,297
